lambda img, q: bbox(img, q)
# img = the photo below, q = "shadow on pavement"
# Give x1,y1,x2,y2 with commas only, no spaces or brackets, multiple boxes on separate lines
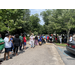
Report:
0,49,25,62
64,50,75,58
26,47,29,49
0,46,30,64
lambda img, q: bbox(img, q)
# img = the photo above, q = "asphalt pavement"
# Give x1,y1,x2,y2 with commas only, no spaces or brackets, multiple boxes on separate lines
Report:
1,43,64,65
55,45,75,65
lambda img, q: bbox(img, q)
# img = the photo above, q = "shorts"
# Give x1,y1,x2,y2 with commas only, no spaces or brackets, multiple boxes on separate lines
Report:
24,42,26,46
5,48,11,53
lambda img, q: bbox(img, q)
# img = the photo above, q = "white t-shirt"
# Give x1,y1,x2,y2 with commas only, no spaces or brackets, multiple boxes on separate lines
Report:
4,37,11,48
59,36,62,39
69,37,72,42
30,36,34,41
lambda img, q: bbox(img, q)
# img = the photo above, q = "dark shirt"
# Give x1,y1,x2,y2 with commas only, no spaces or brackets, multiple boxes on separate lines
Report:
13,38,21,46
35,36,38,40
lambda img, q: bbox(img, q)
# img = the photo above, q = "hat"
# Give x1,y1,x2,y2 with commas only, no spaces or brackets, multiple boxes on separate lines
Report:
5,33,9,36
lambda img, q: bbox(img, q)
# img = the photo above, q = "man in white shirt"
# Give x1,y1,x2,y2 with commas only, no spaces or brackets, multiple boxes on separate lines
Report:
30,34,34,48
69,35,73,42
4,33,11,60
59,35,62,44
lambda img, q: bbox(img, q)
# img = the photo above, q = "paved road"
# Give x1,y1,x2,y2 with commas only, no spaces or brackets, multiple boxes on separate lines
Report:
55,45,75,65
0,43,64,65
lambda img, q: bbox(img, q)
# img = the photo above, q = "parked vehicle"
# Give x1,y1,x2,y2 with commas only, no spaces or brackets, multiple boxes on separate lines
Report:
66,41,75,54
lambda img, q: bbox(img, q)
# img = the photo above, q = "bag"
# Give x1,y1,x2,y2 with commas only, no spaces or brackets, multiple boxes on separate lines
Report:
0,38,5,51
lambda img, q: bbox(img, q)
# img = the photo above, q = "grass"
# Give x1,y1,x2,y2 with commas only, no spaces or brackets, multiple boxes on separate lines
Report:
55,43,67,47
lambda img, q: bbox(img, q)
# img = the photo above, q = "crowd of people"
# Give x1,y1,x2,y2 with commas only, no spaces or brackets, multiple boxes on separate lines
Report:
0,33,27,64
0,33,54,64
0,32,75,64
29,34,53,48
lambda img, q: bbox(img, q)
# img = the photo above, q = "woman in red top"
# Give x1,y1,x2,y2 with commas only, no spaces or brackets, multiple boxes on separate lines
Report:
47,36,49,42
23,35,26,49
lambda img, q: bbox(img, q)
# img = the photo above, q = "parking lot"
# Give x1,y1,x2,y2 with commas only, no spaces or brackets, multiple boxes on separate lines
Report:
56,46,75,65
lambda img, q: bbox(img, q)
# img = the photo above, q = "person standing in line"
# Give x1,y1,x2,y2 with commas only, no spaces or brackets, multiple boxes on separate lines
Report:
42,34,45,44
64,35,67,43
0,34,4,64
55,35,57,43
69,35,73,42
4,33,12,60
59,35,62,44
8,34,12,54
23,35,26,49
13,34,21,56
47,35,49,42
30,34,34,48
46,35,47,42
35,35,38,46
49,34,52,43
73,33,75,41
33,34,35,47
19,33,23,50
10,35,14,53
38,35,40,42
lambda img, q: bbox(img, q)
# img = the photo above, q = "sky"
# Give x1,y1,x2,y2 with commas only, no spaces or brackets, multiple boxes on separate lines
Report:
30,9,45,25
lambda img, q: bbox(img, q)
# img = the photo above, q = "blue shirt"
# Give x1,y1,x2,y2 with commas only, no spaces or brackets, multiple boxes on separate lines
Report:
39,36,42,42
46,36,47,39
10,38,13,47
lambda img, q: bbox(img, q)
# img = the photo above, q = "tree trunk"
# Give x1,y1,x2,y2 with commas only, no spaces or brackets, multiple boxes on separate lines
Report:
67,29,70,43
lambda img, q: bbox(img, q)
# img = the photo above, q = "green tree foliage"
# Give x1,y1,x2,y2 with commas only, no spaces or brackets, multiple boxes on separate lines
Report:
40,9,52,25
0,9,31,34
41,9,75,42
30,14,40,32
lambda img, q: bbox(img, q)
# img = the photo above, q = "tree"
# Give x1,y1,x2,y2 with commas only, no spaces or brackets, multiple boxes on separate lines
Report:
20,9,31,33
0,9,25,33
61,9,75,42
46,9,63,34
30,14,40,33
40,9,52,25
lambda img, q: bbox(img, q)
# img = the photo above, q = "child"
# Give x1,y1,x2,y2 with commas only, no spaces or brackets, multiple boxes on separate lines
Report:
23,35,26,49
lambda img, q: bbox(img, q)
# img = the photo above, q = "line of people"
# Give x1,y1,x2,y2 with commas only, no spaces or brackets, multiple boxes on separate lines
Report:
29,34,53,48
0,33,27,64
0,33,53,64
